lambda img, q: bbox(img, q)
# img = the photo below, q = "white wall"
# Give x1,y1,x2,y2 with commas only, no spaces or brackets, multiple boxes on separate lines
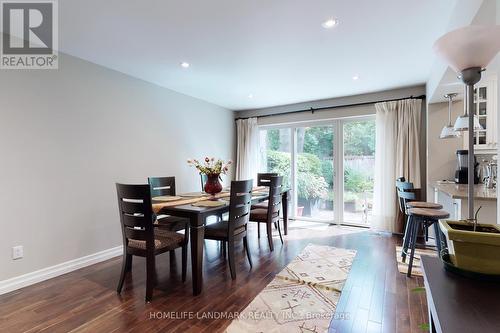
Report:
0,53,234,281
426,100,464,199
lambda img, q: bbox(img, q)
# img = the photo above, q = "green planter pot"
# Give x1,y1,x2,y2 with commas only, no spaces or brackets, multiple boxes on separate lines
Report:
439,220,500,275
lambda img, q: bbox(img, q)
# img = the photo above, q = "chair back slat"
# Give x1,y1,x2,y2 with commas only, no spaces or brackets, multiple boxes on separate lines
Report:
231,202,251,220
396,180,414,191
227,179,253,235
396,177,414,214
398,189,416,201
257,173,278,187
116,183,155,250
148,177,176,197
397,188,417,215
122,213,147,228
124,227,148,241
267,176,283,221
120,200,146,215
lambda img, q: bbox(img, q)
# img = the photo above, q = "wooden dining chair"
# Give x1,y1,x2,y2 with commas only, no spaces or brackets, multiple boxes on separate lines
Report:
148,176,190,263
256,173,279,187
116,183,188,302
148,176,189,232
203,179,253,280
251,173,278,237
249,176,284,251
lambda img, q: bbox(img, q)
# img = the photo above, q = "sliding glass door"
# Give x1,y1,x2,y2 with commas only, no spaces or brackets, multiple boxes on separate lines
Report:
259,116,375,226
295,125,334,221
259,128,292,190
343,119,375,225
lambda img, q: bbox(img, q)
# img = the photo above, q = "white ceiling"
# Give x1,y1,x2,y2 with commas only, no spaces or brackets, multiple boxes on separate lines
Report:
59,0,457,110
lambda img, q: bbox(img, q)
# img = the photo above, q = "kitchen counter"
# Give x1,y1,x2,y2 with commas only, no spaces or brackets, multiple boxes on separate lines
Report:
430,181,497,201
430,181,497,223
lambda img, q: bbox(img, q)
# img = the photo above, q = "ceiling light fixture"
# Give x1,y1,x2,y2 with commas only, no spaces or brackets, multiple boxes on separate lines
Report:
352,75,359,81
439,93,460,139
453,85,482,132
248,94,254,99
180,62,190,68
322,18,339,29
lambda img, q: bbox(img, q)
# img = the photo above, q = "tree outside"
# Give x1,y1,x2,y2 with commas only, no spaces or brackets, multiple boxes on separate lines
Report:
260,120,375,223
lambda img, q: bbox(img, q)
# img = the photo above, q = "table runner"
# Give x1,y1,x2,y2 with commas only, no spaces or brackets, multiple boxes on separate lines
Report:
152,186,268,213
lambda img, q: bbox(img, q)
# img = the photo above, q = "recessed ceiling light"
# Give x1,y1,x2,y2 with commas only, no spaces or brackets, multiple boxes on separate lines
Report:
248,94,254,99
180,62,190,68
352,75,360,81
322,18,339,29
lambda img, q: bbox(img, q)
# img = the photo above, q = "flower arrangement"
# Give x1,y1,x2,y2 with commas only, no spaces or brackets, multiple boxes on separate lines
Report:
187,157,232,176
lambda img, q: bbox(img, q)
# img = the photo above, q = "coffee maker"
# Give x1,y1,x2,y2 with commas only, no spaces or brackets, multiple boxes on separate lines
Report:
455,150,479,184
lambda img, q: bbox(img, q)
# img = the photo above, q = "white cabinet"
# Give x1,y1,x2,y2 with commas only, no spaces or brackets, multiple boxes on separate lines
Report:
463,75,498,154
435,188,461,219
433,187,497,223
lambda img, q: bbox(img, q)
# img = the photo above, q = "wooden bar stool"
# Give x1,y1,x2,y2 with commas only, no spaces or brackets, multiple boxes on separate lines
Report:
396,179,443,262
396,178,433,239
397,189,445,264
406,207,450,277
406,201,443,209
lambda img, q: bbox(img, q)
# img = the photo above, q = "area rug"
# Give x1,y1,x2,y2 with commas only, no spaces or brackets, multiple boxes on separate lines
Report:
395,245,437,277
226,244,356,333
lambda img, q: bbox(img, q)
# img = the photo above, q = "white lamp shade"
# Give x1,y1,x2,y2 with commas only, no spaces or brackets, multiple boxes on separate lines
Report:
439,125,460,139
433,25,500,72
453,115,483,131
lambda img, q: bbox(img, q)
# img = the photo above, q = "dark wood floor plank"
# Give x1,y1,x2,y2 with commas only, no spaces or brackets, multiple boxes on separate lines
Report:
0,225,428,333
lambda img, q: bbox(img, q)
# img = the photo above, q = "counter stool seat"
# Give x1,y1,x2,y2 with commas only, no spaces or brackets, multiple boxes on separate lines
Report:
406,201,443,209
407,208,449,219
404,208,450,277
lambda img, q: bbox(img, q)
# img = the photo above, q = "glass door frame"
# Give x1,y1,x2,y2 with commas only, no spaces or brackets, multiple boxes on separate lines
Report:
340,115,375,227
259,114,375,226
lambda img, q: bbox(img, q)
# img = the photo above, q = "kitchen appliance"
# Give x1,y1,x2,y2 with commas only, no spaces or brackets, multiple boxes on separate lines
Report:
483,161,497,189
455,150,479,184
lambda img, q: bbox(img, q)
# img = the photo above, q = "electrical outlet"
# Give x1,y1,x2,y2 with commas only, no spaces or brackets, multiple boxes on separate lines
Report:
12,246,23,260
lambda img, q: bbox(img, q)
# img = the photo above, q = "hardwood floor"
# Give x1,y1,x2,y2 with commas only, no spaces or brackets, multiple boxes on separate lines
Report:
0,223,428,333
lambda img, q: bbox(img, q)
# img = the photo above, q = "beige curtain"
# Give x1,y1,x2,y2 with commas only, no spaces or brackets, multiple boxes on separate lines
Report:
395,99,422,188
235,118,259,183
372,98,422,232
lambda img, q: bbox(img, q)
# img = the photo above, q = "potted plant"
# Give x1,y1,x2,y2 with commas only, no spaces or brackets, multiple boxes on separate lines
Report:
343,192,357,212
439,218,500,275
297,172,328,216
265,150,328,216
187,157,231,196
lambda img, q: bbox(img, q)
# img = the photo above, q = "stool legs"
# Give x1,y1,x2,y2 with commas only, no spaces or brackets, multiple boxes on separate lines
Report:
433,221,442,257
401,215,413,263
407,217,420,277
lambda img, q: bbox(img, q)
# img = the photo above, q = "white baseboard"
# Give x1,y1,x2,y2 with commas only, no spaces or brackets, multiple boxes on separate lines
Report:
0,245,123,295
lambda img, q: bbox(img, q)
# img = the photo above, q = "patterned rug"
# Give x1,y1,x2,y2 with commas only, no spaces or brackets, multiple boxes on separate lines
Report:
226,244,356,333
395,245,437,277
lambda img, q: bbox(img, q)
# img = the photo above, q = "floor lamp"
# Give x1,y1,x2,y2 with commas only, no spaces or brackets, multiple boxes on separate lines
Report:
434,25,500,221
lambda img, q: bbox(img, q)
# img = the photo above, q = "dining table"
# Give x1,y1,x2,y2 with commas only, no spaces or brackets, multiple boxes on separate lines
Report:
152,186,290,295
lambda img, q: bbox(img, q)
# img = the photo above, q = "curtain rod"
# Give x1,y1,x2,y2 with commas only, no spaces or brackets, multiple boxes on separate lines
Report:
234,94,426,121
